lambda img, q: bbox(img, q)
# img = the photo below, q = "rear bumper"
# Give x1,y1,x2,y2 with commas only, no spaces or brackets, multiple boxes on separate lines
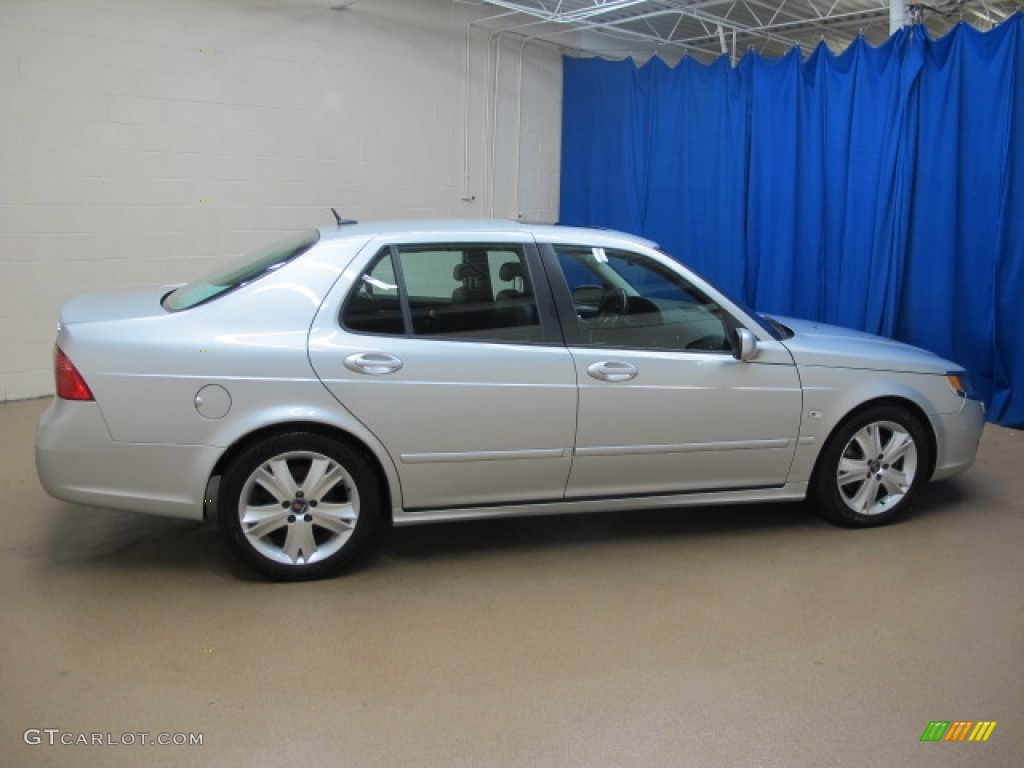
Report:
35,399,216,521
931,398,986,481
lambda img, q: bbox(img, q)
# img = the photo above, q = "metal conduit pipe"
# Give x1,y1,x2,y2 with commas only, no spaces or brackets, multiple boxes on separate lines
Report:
891,0,907,34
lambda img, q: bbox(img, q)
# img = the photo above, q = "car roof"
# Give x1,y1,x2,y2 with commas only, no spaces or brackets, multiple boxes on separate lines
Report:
316,219,660,250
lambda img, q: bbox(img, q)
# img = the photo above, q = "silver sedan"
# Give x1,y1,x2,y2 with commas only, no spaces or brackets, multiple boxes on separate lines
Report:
36,220,985,580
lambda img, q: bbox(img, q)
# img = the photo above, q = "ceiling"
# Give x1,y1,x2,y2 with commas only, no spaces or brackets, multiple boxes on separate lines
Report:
459,0,1023,61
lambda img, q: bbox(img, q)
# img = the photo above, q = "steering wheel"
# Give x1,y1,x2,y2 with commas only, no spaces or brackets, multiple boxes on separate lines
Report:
595,288,628,328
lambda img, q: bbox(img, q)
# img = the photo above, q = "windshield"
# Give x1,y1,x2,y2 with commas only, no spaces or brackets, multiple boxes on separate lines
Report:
162,230,320,311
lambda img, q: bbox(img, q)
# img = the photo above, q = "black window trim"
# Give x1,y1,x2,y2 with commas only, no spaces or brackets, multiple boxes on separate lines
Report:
537,243,588,347
387,244,416,338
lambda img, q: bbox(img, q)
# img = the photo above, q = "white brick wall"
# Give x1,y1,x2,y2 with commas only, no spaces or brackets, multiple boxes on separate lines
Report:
0,0,563,400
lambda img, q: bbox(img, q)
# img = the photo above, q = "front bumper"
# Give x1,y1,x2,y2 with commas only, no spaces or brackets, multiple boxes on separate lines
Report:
931,397,986,481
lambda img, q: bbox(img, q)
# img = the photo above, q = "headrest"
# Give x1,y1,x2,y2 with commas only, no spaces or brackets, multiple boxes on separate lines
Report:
453,263,484,281
499,261,526,282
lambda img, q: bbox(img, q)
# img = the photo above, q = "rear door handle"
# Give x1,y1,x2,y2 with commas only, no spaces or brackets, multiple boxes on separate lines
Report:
587,360,638,382
344,352,403,375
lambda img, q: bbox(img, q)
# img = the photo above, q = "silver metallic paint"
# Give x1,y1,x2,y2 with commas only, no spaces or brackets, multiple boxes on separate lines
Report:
36,220,984,528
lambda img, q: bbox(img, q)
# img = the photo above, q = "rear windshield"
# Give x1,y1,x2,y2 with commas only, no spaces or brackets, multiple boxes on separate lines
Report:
162,230,320,311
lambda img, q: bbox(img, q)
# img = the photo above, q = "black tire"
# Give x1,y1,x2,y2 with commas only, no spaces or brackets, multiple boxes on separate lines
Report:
218,432,380,581
810,405,932,527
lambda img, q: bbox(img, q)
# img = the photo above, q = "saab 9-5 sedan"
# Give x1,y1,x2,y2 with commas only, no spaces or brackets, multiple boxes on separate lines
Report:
36,220,985,580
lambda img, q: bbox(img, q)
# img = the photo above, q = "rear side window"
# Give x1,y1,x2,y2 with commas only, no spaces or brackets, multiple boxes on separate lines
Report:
162,230,320,311
342,244,542,343
342,250,404,335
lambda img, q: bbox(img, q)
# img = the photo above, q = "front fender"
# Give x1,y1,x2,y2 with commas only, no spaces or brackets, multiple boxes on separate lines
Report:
788,366,961,483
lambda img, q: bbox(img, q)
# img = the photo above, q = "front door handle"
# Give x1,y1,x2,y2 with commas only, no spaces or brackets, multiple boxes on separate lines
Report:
344,352,404,375
587,360,638,382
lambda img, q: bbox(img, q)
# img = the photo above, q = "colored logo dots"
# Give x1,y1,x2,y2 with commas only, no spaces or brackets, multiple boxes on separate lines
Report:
921,720,997,742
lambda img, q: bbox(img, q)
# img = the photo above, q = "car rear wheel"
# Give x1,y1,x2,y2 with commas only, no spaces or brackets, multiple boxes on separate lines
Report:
218,433,379,580
811,405,931,527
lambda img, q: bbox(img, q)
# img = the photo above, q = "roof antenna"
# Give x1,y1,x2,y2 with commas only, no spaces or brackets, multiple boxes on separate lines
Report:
331,208,357,226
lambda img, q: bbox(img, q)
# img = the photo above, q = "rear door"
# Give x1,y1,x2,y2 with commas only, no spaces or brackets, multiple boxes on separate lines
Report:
308,234,578,510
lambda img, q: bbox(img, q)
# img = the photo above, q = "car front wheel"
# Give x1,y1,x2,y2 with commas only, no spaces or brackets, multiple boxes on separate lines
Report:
811,405,932,527
218,433,380,580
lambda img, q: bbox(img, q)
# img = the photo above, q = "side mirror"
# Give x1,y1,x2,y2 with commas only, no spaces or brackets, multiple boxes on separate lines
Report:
731,328,758,362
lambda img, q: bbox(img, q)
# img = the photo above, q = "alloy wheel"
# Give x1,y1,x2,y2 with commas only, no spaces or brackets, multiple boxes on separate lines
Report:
835,420,918,516
237,450,360,566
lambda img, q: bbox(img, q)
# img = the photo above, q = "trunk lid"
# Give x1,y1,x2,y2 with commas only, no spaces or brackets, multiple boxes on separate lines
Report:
59,286,181,325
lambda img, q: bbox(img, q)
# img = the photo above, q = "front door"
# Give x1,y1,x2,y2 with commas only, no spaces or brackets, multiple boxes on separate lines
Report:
544,243,803,498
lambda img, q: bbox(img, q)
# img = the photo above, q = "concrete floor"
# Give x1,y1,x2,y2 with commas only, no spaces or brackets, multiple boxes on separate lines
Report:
1,397,1021,767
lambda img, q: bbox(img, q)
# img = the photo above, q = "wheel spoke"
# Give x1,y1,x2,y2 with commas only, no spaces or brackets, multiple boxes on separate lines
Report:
848,475,881,514
880,430,913,464
879,468,910,497
241,507,290,539
254,459,298,502
838,457,870,485
310,502,357,535
281,522,318,563
303,458,346,501
853,424,882,461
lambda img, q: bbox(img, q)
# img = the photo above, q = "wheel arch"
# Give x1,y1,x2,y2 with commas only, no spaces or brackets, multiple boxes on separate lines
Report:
207,421,397,524
811,396,938,486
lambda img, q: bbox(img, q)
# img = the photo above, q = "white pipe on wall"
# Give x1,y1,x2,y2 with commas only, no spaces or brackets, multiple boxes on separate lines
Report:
890,0,907,34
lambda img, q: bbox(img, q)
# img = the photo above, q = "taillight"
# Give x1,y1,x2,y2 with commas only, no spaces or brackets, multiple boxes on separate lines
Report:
55,347,94,401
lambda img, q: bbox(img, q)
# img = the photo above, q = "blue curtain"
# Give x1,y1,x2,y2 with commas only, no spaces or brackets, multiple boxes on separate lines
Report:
560,16,1024,427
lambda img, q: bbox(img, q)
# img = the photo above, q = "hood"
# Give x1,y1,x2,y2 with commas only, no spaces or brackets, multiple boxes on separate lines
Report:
59,286,181,325
772,316,957,375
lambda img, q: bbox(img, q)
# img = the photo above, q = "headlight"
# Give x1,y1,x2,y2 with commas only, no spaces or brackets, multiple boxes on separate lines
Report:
946,372,976,399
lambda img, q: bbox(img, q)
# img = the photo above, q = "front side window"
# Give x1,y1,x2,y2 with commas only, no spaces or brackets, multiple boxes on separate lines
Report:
163,230,320,311
342,244,542,343
553,245,734,351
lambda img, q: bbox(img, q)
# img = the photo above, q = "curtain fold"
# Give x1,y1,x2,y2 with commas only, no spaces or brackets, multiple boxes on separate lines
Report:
644,56,750,294
559,15,1024,427
991,21,1024,426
